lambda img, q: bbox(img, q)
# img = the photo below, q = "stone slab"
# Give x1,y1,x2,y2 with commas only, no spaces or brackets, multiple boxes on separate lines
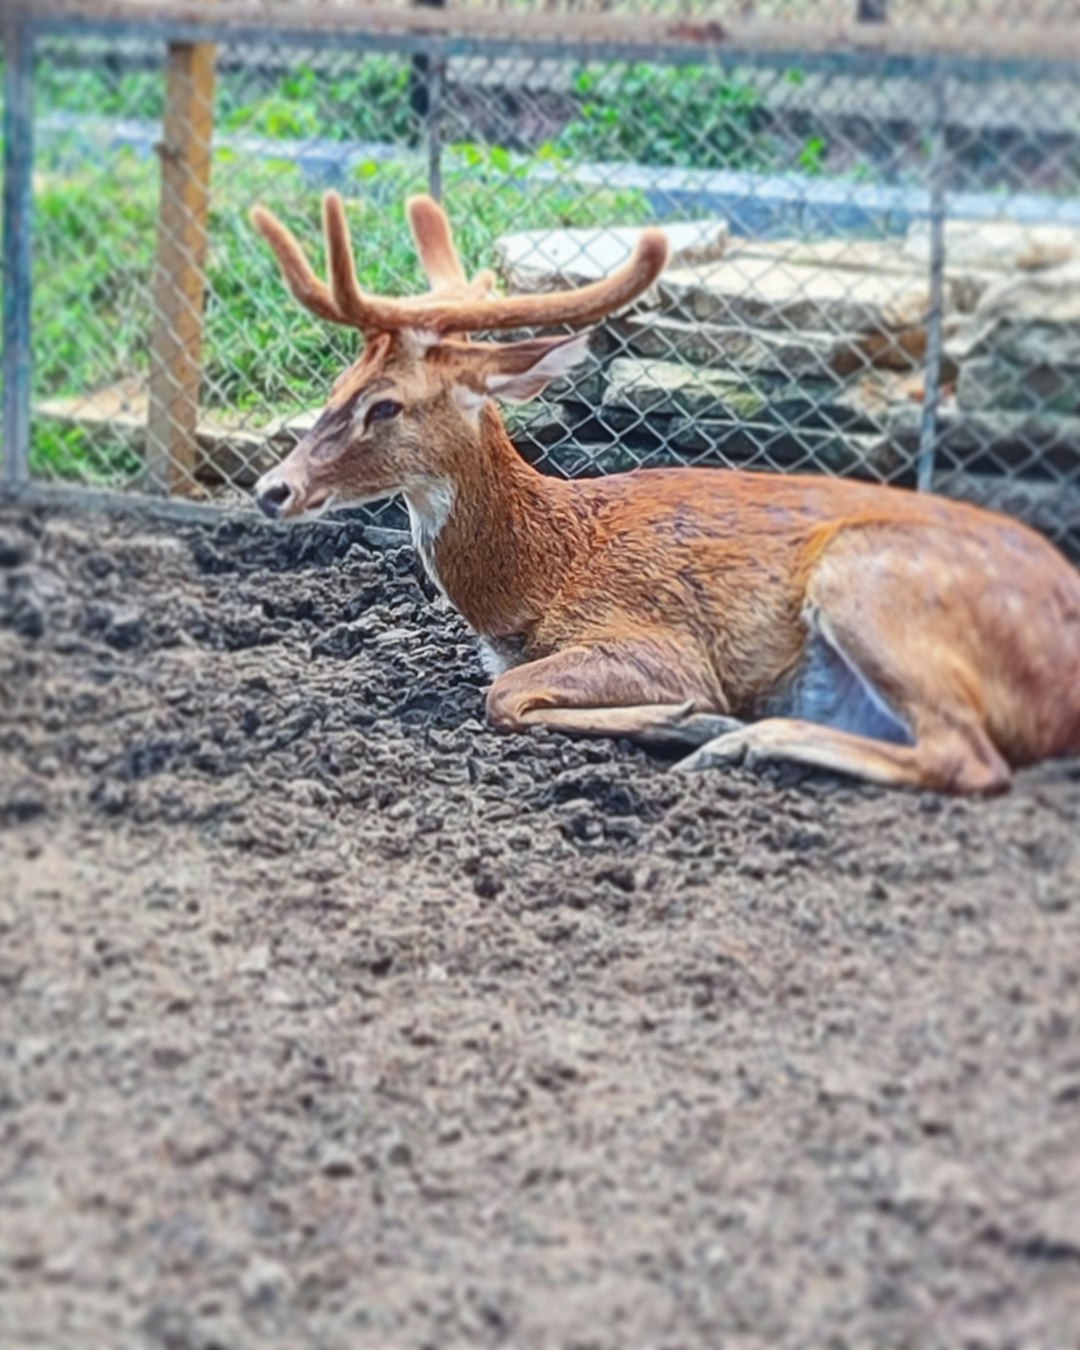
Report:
528,427,899,480
684,236,997,314
730,238,921,276
957,320,1080,370
972,265,1080,326
657,256,952,335
599,356,918,435
614,313,947,376
904,220,1080,273
517,439,643,480
953,266,1080,370
956,357,1080,416
886,402,1080,477
495,219,729,294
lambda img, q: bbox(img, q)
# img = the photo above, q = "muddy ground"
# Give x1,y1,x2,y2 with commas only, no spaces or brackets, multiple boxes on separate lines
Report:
1,500,1079,1350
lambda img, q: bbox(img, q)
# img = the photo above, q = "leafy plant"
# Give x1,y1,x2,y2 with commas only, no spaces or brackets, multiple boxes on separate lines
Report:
219,57,416,145
798,135,828,176
554,63,769,171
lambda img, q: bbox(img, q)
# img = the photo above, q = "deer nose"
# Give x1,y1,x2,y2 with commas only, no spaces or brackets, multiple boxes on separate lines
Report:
256,480,293,519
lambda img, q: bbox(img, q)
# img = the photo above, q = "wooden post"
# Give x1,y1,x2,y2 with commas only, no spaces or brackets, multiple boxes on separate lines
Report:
145,36,217,495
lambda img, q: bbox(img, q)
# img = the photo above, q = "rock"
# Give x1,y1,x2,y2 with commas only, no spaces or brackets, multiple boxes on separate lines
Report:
614,314,935,376
658,255,949,336
601,356,914,434
971,263,1080,327
956,357,1080,415
734,235,998,312
318,1142,357,1177
494,218,729,293
904,220,1080,273
12,597,45,640
964,321,1080,371
734,237,919,275
524,439,642,480
240,1256,290,1307
0,530,27,569
886,402,1080,486
607,412,902,476
150,1043,190,1070
892,1147,984,1214
954,267,1080,370
506,402,588,449
91,778,130,816
35,378,283,487
102,604,147,651
236,944,271,976
1,783,47,825
950,266,1080,425
1008,1194,1080,1262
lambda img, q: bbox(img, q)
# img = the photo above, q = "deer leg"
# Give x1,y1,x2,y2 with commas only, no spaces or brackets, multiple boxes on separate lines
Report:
486,641,740,748
677,715,1010,794
514,701,745,748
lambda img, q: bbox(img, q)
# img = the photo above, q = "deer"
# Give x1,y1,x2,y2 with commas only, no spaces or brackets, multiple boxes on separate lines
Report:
250,191,1080,794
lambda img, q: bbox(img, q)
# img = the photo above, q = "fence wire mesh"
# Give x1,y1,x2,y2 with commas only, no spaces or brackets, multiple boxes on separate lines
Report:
10,8,1080,553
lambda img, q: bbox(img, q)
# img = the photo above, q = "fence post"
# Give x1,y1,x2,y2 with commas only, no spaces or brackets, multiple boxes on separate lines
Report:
427,57,446,201
3,19,35,493
144,33,218,496
918,73,948,493
410,0,447,200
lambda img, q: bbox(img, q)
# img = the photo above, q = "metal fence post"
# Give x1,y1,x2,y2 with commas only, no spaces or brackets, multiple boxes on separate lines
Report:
427,57,445,202
2,18,35,492
917,72,948,493
411,0,446,200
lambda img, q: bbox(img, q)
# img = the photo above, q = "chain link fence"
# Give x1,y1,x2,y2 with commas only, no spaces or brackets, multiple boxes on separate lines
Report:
5,2,1080,553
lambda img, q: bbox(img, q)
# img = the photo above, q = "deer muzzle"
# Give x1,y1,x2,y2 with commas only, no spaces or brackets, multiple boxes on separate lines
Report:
254,457,328,520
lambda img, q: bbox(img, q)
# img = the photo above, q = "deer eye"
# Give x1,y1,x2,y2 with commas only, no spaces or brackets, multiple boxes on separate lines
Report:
366,399,403,426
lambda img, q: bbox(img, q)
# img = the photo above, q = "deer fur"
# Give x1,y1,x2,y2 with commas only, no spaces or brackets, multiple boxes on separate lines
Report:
252,191,1080,794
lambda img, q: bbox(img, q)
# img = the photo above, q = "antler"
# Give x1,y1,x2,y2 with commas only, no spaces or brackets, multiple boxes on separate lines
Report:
250,191,669,336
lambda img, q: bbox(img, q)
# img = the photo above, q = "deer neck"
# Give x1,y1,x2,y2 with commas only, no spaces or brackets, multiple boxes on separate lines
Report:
404,403,584,638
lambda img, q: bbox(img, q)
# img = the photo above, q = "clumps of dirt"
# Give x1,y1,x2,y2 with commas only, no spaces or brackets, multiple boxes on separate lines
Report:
1,501,1079,1350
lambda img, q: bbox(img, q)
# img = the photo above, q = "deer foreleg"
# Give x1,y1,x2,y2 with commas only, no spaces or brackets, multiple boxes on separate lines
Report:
677,716,1011,794
486,642,740,748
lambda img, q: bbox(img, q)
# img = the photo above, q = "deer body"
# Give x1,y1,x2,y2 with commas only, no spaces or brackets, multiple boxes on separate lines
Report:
251,192,1080,793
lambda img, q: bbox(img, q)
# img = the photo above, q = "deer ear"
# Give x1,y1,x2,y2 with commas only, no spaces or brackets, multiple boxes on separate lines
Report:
483,332,593,403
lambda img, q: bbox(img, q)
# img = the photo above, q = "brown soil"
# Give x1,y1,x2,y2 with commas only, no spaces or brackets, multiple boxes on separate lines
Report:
2,501,1079,1350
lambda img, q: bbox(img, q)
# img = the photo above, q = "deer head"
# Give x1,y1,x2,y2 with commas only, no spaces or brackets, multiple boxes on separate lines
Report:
250,192,669,520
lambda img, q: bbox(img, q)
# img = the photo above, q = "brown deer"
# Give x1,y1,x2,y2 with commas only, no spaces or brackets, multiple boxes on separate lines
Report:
251,191,1080,794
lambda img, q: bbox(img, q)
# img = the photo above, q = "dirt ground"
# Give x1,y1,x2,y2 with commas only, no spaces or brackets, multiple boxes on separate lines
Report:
1,500,1079,1350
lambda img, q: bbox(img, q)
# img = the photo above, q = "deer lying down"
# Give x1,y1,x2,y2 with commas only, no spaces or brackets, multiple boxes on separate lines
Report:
251,192,1080,794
